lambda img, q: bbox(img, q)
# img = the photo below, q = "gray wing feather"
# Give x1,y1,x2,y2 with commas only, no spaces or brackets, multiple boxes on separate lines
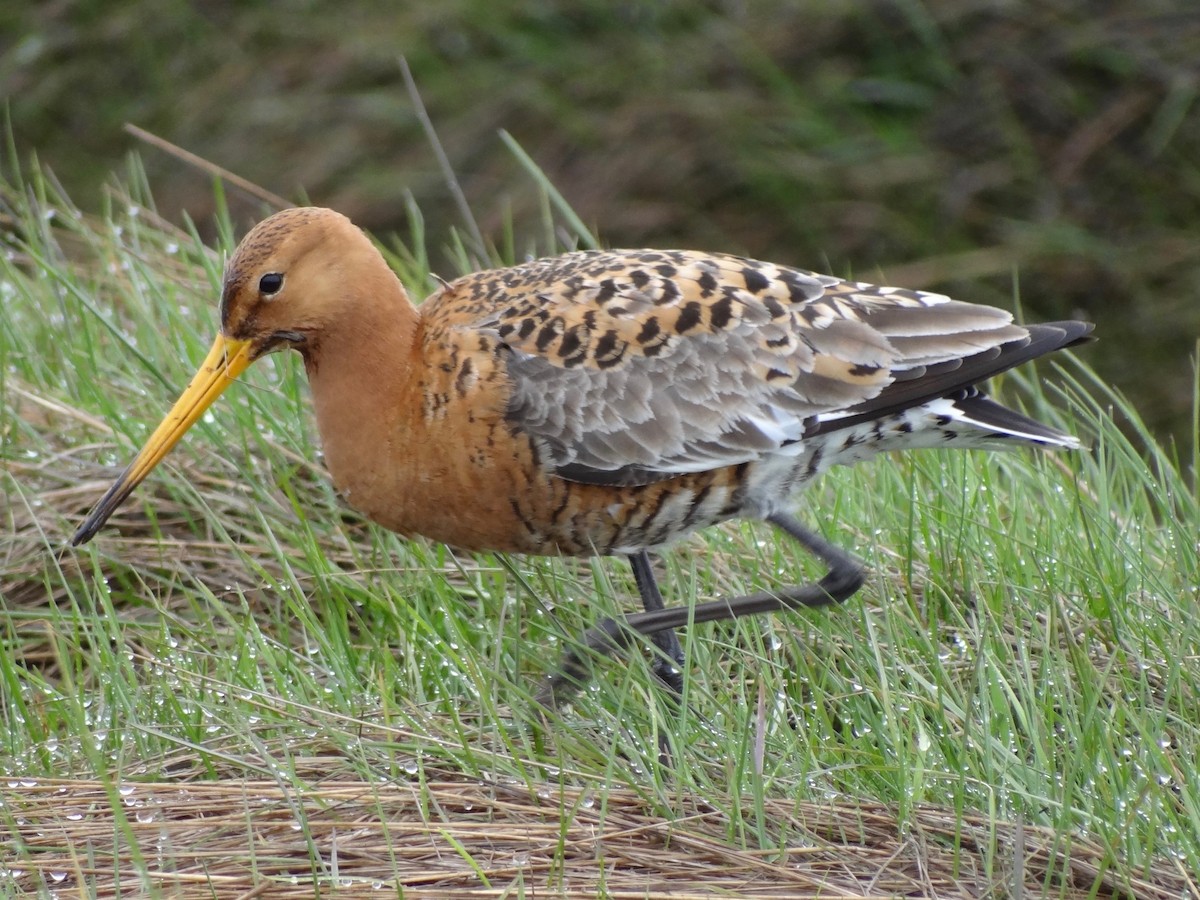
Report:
457,249,1042,486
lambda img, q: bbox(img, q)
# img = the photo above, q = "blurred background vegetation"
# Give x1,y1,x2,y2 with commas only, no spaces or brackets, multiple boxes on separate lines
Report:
3,0,1198,447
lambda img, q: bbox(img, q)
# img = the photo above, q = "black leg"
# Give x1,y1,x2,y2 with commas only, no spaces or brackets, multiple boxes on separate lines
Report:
629,551,686,697
536,512,865,708
629,551,684,767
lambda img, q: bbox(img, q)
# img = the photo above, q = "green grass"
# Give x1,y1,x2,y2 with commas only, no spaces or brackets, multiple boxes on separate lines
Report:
2,150,1198,895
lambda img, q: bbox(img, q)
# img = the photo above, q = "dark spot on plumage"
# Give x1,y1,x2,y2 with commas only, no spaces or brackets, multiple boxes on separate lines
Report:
849,363,882,377
697,271,718,296
582,309,597,330
594,329,628,368
508,497,530,530
898,420,913,433
607,305,629,317
765,334,792,349
641,487,676,532
535,319,564,352
550,488,573,523
681,483,713,528
805,443,824,477
780,270,823,305
655,278,681,305
841,433,862,450
642,332,670,357
675,301,703,333
454,357,475,395
709,295,734,329
561,276,584,300
558,328,582,360
763,296,786,319
935,415,952,426
637,317,661,343
516,318,537,340
765,367,791,381
742,267,770,294
655,263,677,278
630,269,651,289
595,279,619,304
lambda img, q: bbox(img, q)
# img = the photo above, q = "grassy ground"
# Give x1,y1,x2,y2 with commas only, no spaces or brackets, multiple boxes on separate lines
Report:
2,153,1199,896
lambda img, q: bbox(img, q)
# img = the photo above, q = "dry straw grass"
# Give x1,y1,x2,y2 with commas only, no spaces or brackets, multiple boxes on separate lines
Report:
4,770,1192,898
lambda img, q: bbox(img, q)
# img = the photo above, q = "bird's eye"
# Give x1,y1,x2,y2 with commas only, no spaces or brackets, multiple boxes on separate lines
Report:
258,273,284,296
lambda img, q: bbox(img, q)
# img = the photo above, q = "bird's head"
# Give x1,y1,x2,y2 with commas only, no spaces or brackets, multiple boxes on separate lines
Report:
71,207,366,545
218,207,367,361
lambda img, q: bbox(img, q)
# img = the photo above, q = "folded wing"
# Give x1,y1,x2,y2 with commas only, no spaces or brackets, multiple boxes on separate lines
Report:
441,249,1088,486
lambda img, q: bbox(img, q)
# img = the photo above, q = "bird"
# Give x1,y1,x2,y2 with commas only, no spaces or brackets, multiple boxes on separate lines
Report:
72,206,1093,708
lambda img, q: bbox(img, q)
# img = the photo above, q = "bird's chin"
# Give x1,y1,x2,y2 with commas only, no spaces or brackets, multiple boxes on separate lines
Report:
253,330,308,359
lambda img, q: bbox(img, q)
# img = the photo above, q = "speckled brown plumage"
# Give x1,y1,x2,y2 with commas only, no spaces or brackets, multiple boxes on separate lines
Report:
72,206,1093,712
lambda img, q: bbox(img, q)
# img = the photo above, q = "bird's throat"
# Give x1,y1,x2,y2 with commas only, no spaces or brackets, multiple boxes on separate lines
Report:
301,296,426,525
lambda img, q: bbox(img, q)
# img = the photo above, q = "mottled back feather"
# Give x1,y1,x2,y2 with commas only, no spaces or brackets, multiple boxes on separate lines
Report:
424,249,1084,486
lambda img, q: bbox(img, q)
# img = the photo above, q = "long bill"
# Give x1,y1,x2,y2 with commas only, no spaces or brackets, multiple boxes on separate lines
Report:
71,335,255,546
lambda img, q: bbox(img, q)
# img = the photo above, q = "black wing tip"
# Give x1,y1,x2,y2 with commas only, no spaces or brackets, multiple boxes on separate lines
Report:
807,319,1094,439
1025,320,1095,352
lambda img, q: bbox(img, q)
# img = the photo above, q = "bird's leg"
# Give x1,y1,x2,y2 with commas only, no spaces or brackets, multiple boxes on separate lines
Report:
628,551,686,697
628,551,685,767
536,512,865,708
